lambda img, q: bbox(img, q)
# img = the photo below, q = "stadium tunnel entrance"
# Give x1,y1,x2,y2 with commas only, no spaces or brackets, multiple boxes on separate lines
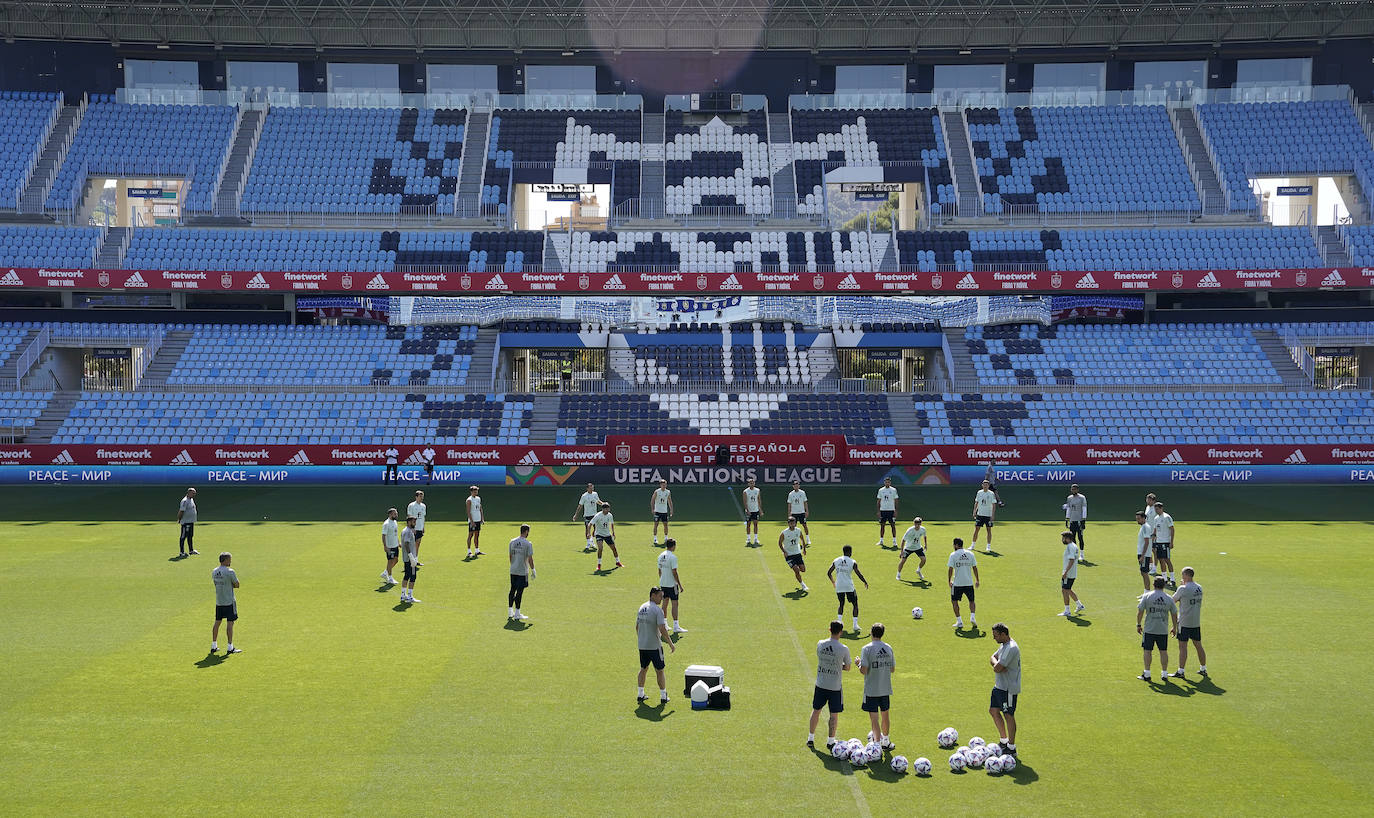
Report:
85,178,186,227
505,347,607,392
1251,175,1358,226
516,182,610,231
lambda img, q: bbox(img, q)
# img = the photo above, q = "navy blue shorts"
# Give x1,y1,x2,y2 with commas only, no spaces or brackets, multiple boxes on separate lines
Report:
836,591,858,607
660,585,679,600
1061,577,1076,590
951,585,975,603
902,546,925,557
214,603,237,622
1153,544,1170,560
1178,626,1202,642
785,553,805,568
791,513,807,524
654,512,670,523
861,695,890,713
879,510,895,523
1068,520,1086,533
639,648,665,670
384,546,399,560
1142,632,1169,650
1139,555,1152,573
975,515,994,528
990,688,1017,715
510,573,528,591
812,685,843,713
468,521,482,532
403,562,419,582
747,511,760,521
596,535,615,547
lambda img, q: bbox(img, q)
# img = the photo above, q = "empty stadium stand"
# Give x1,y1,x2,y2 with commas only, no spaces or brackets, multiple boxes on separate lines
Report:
664,110,772,216
0,92,60,208
555,392,895,442
0,225,103,268
484,109,642,214
564,229,885,272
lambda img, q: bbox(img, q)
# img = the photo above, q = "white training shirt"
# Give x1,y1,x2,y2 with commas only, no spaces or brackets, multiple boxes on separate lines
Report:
780,527,804,555
974,488,997,516
1153,512,1175,544
467,495,483,522
947,548,978,586
901,525,927,552
591,510,614,537
652,488,672,513
382,517,399,548
876,486,899,511
787,489,808,514
385,447,399,465
578,491,601,517
831,556,858,593
1137,521,1155,556
1145,505,1158,524
179,495,197,524
1062,542,1081,579
407,500,427,532
743,486,761,512
421,447,436,465
657,550,679,587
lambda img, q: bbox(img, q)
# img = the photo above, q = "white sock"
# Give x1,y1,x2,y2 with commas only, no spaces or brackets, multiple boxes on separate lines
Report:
970,615,976,624
660,689,668,699
809,732,815,742
674,620,680,628
852,617,859,629
211,641,217,650
882,734,889,743
227,643,234,651
515,609,522,617
1199,665,1207,671
508,607,514,616
638,687,645,697
1063,605,1070,613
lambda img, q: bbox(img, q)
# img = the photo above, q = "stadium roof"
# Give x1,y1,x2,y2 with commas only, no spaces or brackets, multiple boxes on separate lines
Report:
2,1,1372,53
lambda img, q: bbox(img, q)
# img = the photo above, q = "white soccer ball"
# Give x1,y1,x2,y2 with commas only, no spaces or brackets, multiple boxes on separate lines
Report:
912,757,932,775
999,754,1016,773
985,755,1004,774
847,738,864,754
968,736,986,749
830,741,850,760
911,607,923,620
983,742,1002,758
865,741,883,759
890,755,909,774
937,727,958,748
964,746,987,768
948,752,967,771
850,749,868,767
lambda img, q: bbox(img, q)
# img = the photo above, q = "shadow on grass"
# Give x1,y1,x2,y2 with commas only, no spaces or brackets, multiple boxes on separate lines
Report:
17,521,49,526
955,627,986,639
745,542,762,549
592,568,616,577
782,589,809,600
168,554,189,562
634,702,673,721
503,620,532,632
981,549,1001,557
879,543,900,552
1147,679,1193,697
1066,614,1092,627
393,601,413,612
839,630,865,641
810,747,849,773
1185,676,1226,696
194,652,226,669
863,757,905,783
1007,761,1039,785
375,583,395,593
899,578,932,589
77,522,103,526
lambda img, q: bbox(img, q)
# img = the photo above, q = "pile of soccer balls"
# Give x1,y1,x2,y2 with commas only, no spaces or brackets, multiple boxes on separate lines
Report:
938,729,1016,774
830,738,884,767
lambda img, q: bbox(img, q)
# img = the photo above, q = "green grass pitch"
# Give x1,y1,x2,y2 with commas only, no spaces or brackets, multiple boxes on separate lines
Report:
2,491,1373,815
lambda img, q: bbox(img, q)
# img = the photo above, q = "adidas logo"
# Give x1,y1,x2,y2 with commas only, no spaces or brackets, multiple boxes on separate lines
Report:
286,449,312,465
123,271,149,288
170,449,196,465
403,450,426,465
1196,271,1221,288
246,273,269,289
719,274,743,291
1284,448,1308,465
955,273,978,290
0,269,22,286
1160,449,1185,465
1040,449,1065,465
1075,273,1099,289
366,274,388,290
1320,270,1347,287
50,449,75,465
602,273,626,291
836,274,860,290
517,450,540,466
919,449,945,465
485,273,509,291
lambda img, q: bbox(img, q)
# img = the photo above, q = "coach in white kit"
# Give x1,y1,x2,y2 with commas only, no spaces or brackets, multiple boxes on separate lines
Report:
177,487,199,557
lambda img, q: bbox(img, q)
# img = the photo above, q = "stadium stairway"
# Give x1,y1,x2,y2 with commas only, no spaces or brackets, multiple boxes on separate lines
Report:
138,329,193,387
542,232,565,273
885,393,924,444
213,109,265,218
767,111,798,219
942,327,977,385
527,394,561,445
1316,225,1351,266
1169,108,1228,217
466,325,499,390
940,111,984,218
456,110,490,220
93,226,130,268
1252,329,1313,388
19,104,84,215
640,112,666,216
26,390,79,443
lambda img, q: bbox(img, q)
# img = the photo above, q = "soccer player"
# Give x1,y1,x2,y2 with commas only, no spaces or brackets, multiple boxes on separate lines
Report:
657,538,686,633
210,552,242,655
1058,529,1085,616
407,490,427,564
947,537,980,629
465,485,486,559
591,501,623,571
508,524,535,620
895,516,928,581
636,587,676,704
399,515,421,603
778,515,808,591
380,507,400,585
807,620,851,750
1064,484,1088,556
742,478,763,546
421,444,437,485
572,483,601,551
650,479,674,545
1152,501,1176,585
1143,494,1159,576
177,487,199,557
1136,575,1179,682
984,461,1005,506
875,477,899,548
383,445,400,485
787,480,812,545
1135,510,1155,591
1171,567,1207,678
828,544,869,633
988,623,1020,757
858,622,896,750
972,479,998,554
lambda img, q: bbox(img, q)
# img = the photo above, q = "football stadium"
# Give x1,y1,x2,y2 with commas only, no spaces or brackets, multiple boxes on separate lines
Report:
2,0,1374,814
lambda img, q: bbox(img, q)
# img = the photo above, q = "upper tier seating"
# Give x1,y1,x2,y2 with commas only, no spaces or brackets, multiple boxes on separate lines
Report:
0,325,33,369
121,228,542,272
485,110,641,214
0,225,103,268
241,107,467,214
964,323,1281,387
555,392,894,443
0,392,52,436
1339,225,1374,266
49,102,236,211
567,230,887,272
168,324,478,387
54,392,533,445
663,111,771,216
964,106,1199,214
914,391,1374,444
790,108,952,215
1195,100,1374,211
0,92,59,207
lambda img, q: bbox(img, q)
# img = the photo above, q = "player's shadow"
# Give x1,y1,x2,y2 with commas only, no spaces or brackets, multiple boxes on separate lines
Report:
1147,679,1193,697
1077,559,1095,567
981,549,1002,557
375,583,396,593
1007,761,1039,785
462,554,478,562
863,759,904,783
592,568,616,576
194,652,226,669
392,600,414,612
839,630,865,641
744,541,762,549
899,578,931,588
781,589,809,600
634,702,673,721
503,620,533,631
168,554,189,562
954,627,986,639
810,747,850,774
1065,614,1092,627
1184,677,1226,696
879,543,900,552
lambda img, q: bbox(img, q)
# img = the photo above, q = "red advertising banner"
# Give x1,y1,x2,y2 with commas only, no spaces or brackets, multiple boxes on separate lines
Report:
1,441,1371,467
0,265,1366,295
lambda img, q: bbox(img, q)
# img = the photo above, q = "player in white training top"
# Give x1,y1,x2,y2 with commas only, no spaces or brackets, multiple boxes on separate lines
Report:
650,479,674,545
787,480,812,545
742,478,763,546
896,516,928,581
1135,510,1155,591
875,477,899,548
380,507,400,585
657,538,686,633
827,544,869,633
406,490,428,564
778,516,809,591
465,485,486,559
1151,501,1177,586
591,502,623,571
572,482,601,551
421,444,437,485
177,487,199,557
1057,529,1085,617
972,480,998,554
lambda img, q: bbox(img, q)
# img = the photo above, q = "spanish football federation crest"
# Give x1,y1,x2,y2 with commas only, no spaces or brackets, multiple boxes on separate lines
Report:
819,442,836,463
341,274,352,289
1296,270,1307,286
696,274,708,290
579,274,590,290
460,274,472,290
1049,273,1062,289
813,274,825,290
221,273,234,289
1171,272,1184,288
97,271,110,287
930,273,942,289
615,443,631,464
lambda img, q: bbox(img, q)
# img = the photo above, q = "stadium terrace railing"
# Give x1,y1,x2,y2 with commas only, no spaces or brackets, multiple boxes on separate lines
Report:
5,96,62,209
242,201,481,227
10,325,51,388
663,94,767,112
112,89,640,113
609,197,821,228
991,199,1201,227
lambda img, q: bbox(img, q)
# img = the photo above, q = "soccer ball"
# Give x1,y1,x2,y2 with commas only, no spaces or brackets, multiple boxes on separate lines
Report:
830,741,850,760
937,727,958,748
865,741,882,759
983,742,1002,758
999,754,1016,773
964,746,987,768
985,755,1004,774
849,749,868,767
912,757,933,775
948,752,967,771
890,755,909,774
968,736,986,749
911,607,923,619
847,738,864,754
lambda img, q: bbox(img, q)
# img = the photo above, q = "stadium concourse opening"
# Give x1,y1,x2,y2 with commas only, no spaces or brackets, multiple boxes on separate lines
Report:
89,178,185,227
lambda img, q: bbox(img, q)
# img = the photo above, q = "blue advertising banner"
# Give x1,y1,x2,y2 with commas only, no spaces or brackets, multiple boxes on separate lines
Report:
0,465,508,485
955,465,1372,485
